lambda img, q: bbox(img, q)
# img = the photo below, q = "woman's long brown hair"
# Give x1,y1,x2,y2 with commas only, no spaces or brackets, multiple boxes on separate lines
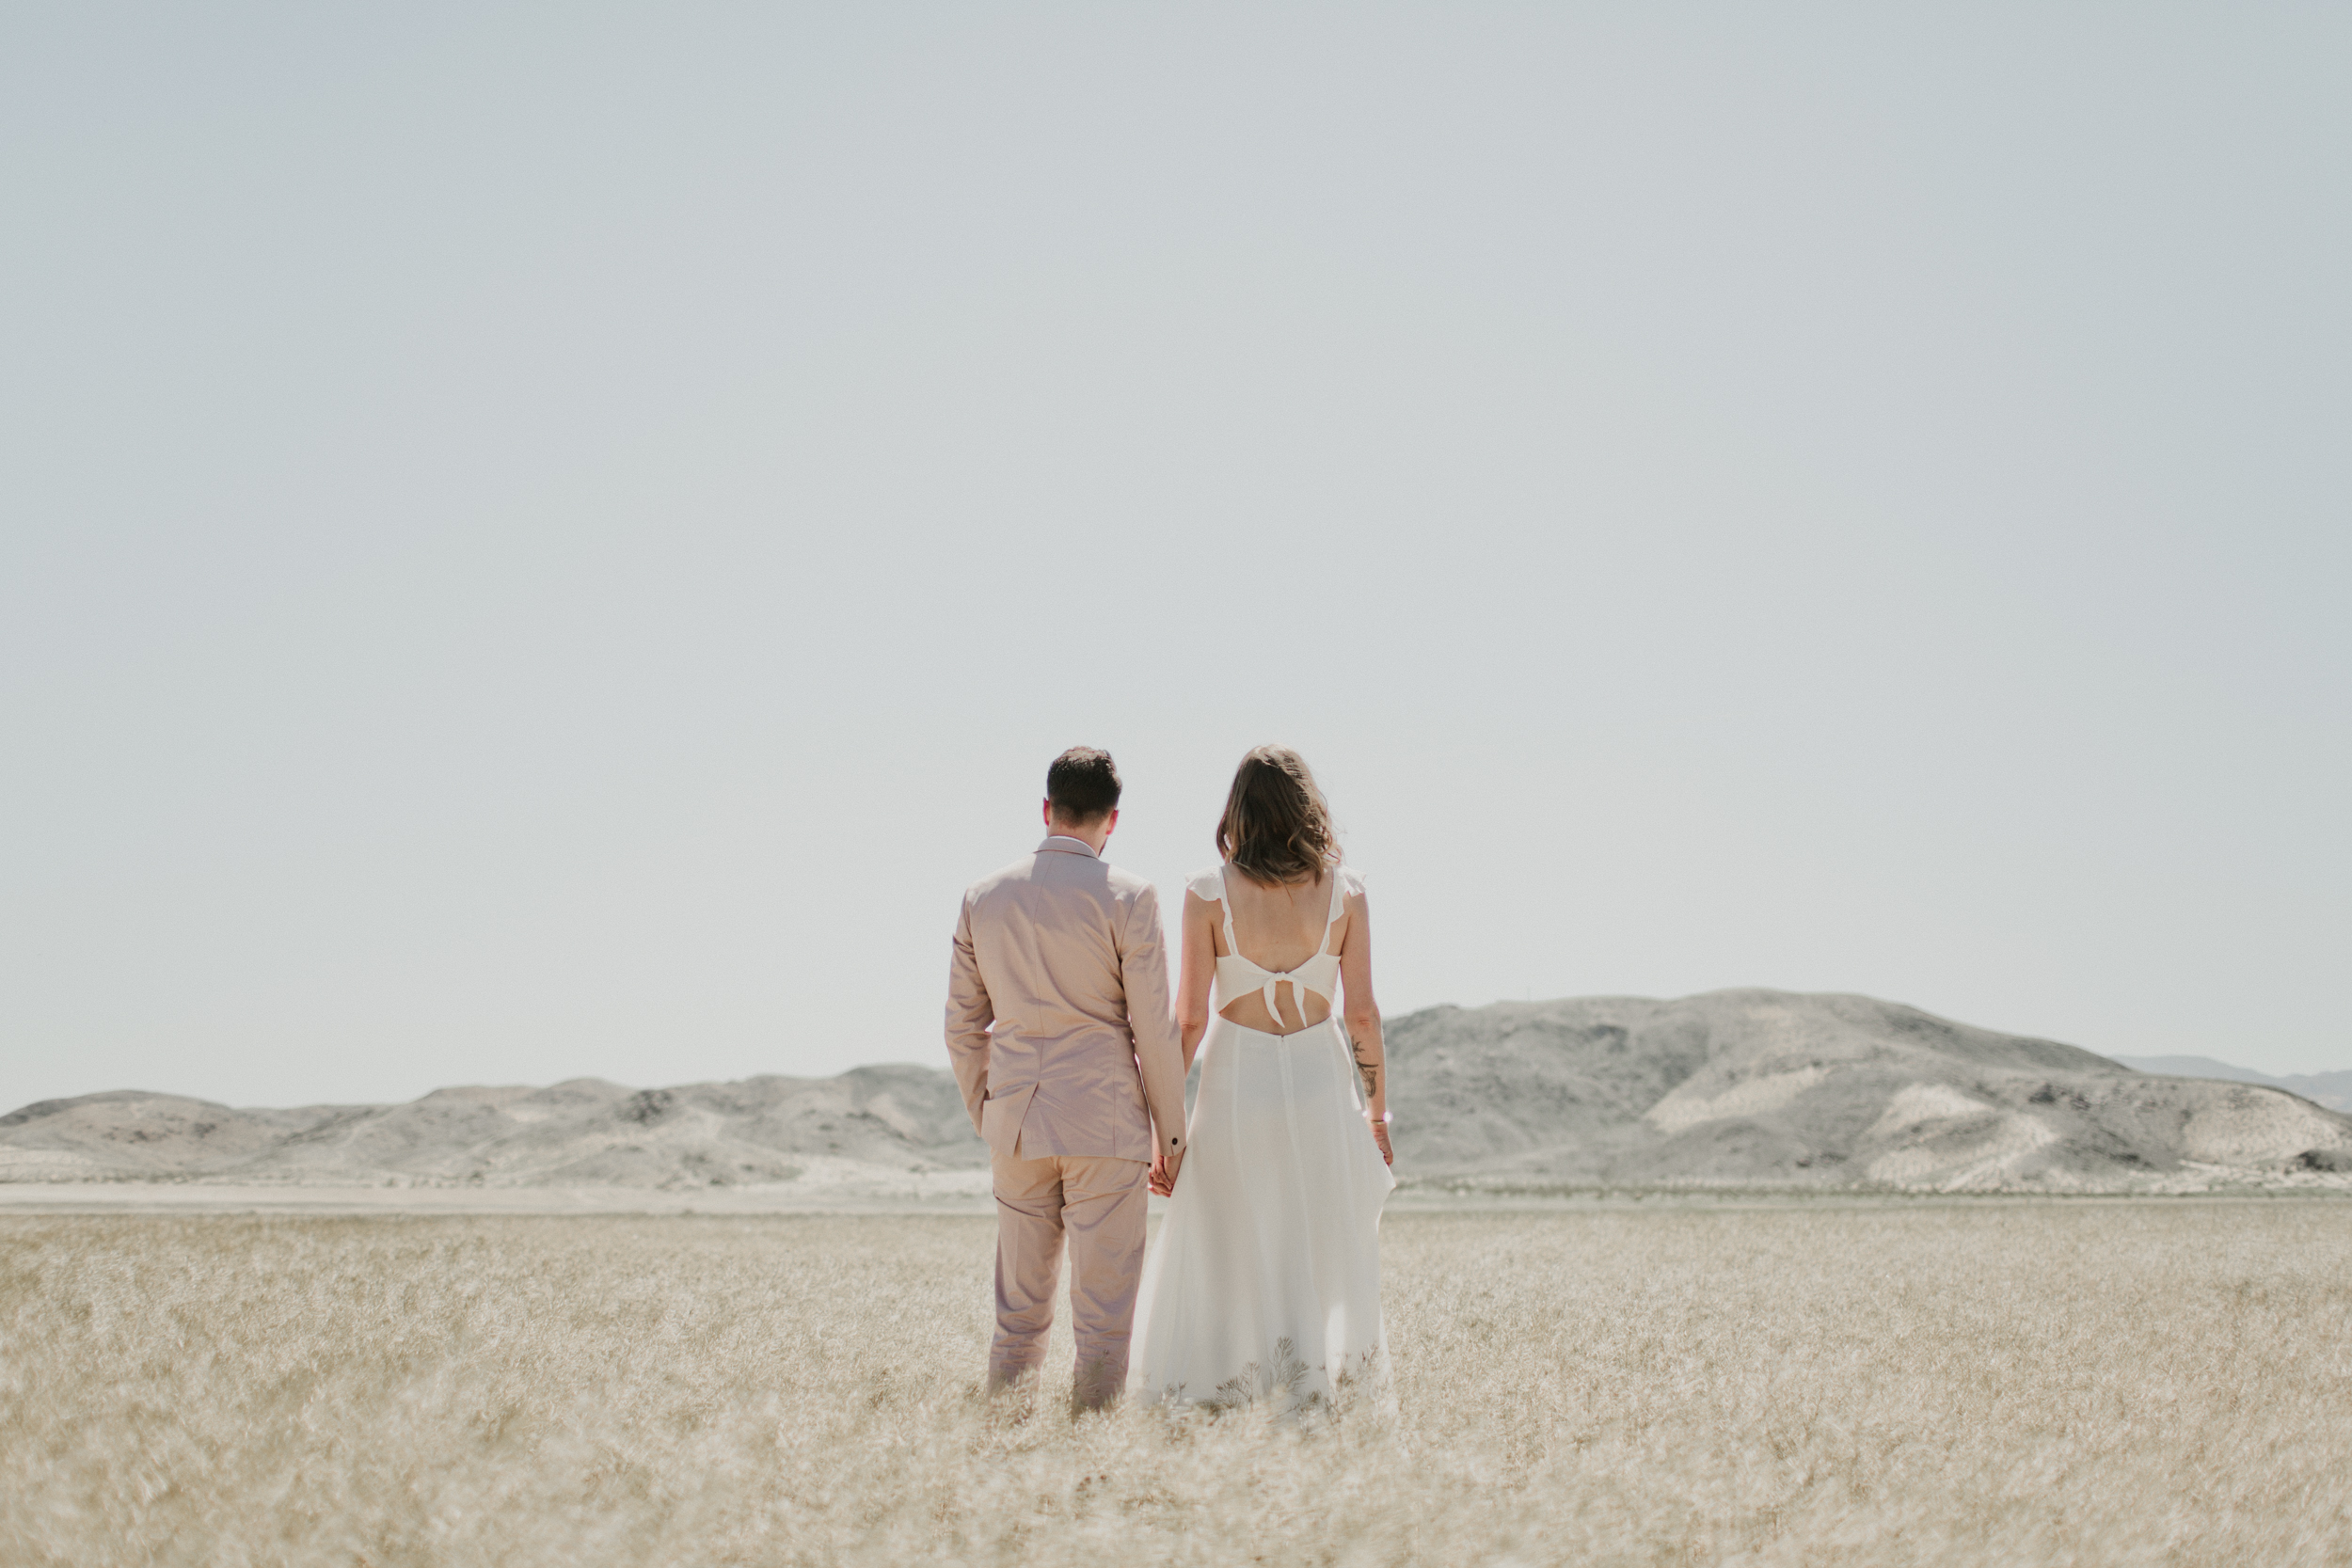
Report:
1216,746,1337,886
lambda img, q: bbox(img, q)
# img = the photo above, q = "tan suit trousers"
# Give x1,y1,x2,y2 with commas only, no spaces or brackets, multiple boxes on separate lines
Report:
990,1150,1149,1408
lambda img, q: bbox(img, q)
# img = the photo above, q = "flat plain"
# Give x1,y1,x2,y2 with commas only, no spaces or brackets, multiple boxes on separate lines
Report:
4,1201,2348,1567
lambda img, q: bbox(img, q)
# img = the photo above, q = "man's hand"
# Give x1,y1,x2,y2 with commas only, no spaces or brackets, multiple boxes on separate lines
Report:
1150,1148,1184,1196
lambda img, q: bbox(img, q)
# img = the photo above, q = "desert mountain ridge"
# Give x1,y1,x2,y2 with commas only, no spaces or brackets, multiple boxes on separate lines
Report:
6,990,2349,1197
2109,1055,2350,1112
1385,990,2348,1192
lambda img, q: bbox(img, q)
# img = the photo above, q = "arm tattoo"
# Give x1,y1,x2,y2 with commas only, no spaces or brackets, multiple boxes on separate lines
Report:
1353,1046,1379,1101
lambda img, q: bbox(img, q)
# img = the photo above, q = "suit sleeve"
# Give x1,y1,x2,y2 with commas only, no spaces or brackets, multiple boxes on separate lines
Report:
1120,884,1189,1156
945,894,994,1135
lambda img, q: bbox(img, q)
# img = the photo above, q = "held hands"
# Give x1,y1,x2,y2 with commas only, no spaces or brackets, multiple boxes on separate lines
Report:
1150,1147,1185,1196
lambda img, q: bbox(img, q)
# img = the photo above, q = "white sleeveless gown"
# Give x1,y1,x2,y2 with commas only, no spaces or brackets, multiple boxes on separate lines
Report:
1127,864,1393,1414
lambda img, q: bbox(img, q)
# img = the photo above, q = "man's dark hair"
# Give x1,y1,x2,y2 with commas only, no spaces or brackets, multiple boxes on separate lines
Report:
1046,746,1121,826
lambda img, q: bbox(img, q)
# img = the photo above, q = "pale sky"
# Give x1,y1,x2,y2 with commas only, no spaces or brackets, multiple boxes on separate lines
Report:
4,5,2346,1110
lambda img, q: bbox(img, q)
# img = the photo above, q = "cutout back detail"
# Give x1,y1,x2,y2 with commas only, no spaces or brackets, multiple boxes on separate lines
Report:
1205,865,1347,1035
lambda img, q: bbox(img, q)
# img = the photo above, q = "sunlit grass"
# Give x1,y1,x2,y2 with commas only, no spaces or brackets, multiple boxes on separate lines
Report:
3,1202,2347,1565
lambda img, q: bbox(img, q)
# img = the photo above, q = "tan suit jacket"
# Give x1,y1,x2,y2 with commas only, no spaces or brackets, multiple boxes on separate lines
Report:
946,837,1188,1164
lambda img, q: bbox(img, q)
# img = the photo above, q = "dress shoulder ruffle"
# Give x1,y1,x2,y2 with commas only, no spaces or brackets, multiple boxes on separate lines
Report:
1188,863,1363,901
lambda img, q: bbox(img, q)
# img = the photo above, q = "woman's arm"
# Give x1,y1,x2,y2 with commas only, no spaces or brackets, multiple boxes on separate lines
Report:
1153,892,1221,1198
1176,890,1218,1073
1336,884,1391,1165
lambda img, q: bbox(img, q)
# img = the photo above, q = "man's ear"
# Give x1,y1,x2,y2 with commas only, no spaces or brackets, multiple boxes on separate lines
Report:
1104,808,1120,837
1042,799,1055,830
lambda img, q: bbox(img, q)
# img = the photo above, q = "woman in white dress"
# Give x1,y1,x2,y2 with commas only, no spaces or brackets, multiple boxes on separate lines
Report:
1128,746,1395,1414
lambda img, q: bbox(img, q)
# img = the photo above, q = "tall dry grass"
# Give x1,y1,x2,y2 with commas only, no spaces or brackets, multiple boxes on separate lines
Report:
2,1201,2347,1566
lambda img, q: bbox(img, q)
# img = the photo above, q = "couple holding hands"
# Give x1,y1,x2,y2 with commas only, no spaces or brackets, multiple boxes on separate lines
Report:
946,745,1393,1414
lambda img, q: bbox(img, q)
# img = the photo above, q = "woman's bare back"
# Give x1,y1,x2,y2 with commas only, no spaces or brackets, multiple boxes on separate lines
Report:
1212,868,1351,1033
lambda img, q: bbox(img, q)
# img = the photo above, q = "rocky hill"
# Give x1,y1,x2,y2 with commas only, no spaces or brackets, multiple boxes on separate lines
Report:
0,1066,986,1194
1385,990,2352,1193
5,990,2347,1196
2110,1055,2352,1112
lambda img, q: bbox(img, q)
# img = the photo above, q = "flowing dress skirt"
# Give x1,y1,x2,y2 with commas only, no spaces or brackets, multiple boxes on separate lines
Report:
1128,1015,1394,1413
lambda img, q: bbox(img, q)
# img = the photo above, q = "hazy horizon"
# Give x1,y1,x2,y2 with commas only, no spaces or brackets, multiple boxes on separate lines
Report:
5,6,2346,1109
13,992,2344,1125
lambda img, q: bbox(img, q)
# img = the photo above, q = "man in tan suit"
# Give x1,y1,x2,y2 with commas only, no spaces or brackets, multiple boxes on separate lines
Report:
945,746,1188,1409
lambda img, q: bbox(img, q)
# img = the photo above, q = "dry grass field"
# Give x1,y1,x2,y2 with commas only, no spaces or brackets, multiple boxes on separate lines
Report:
3,1202,2348,1567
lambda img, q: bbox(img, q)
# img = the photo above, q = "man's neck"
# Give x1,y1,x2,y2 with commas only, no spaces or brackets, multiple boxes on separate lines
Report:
1046,823,1111,855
